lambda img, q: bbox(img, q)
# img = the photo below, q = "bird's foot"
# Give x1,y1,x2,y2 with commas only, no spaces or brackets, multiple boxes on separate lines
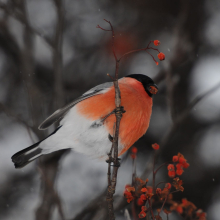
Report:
106,155,113,164
114,158,121,167
101,106,126,122
106,156,121,167
114,106,126,115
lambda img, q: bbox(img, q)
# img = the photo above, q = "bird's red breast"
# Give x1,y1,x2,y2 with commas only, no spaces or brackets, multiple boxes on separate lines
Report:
76,77,152,156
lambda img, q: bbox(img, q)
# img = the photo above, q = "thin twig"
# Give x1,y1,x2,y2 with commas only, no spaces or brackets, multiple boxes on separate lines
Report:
148,198,155,219
38,167,65,220
152,151,156,194
99,19,123,220
132,154,137,186
154,162,171,174
0,102,35,143
0,2,54,47
118,40,154,61
155,182,167,189
160,81,220,148
158,189,171,216
153,161,171,193
53,0,65,109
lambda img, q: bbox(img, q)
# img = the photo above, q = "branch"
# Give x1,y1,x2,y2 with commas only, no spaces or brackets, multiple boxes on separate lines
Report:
100,19,122,220
36,1,67,219
53,0,65,109
177,81,220,122
37,167,65,220
97,19,117,62
97,21,164,67
119,41,156,62
0,2,54,47
35,151,66,220
0,102,35,143
71,190,107,220
160,81,220,148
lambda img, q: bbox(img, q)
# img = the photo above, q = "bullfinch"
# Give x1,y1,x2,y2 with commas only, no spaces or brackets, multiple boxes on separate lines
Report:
11,74,158,168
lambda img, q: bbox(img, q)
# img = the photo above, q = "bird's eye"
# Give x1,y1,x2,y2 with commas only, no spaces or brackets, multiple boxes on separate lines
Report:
149,86,158,95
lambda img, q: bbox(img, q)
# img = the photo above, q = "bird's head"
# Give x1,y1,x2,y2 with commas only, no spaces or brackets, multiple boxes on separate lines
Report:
126,74,158,97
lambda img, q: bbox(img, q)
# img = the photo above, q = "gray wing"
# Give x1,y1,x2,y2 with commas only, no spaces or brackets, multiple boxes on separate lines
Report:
38,82,113,130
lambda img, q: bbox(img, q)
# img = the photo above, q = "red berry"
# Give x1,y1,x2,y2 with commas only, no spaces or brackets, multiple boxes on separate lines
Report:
131,147,138,153
152,143,160,150
140,194,147,201
141,188,148,193
137,198,144,206
172,155,179,162
138,211,147,218
141,206,147,211
157,52,165,61
154,40,160,46
176,169,184,176
179,157,186,164
182,198,188,206
165,183,171,189
182,162,190,169
167,164,175,171
168,171,176,178
176,163,183,170
156,188,162,195
176,206,183,214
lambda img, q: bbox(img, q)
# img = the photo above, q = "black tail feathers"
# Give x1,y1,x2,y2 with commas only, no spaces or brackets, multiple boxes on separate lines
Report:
11,126,62,169
11,141,42,168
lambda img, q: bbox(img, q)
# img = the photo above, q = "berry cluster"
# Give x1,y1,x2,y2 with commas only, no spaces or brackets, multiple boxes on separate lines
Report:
147,40,165,66
167,153,190,178
170,198,206,220
124,185,135,203
122,144,206,220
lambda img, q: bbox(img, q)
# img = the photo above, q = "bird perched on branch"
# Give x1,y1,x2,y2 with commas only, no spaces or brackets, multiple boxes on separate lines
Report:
11,74,158,168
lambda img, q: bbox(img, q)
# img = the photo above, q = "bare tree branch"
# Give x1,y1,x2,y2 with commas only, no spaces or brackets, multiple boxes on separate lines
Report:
37,167,65,220
99,19,122,220
36,1,66,220
0,102,35,143
0,2,54,47
160,81,220,148
53,0,65,109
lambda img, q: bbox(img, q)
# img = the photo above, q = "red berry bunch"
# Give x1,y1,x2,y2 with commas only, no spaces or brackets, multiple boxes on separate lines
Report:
167,153,190,178
123,185,135,203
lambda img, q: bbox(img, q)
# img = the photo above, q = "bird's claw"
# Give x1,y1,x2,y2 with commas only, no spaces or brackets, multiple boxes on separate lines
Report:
106,157,121,167
114,106,126,116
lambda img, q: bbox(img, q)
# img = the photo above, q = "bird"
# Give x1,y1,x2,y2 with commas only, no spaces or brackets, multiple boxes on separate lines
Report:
11,74,158,168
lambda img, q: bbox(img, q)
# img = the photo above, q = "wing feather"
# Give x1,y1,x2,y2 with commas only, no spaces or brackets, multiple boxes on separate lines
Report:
38,82,113,130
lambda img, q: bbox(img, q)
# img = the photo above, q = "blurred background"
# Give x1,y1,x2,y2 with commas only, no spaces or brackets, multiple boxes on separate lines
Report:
0,0,220,219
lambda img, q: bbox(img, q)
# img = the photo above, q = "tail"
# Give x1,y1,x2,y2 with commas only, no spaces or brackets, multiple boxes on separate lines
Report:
11,141,43,168
11,126,62,168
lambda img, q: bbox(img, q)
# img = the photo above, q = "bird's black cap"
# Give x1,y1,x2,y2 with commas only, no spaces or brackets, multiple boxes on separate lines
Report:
126,74,158,97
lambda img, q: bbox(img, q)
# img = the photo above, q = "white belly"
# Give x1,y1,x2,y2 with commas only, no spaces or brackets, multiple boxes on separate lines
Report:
39,107,123,159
